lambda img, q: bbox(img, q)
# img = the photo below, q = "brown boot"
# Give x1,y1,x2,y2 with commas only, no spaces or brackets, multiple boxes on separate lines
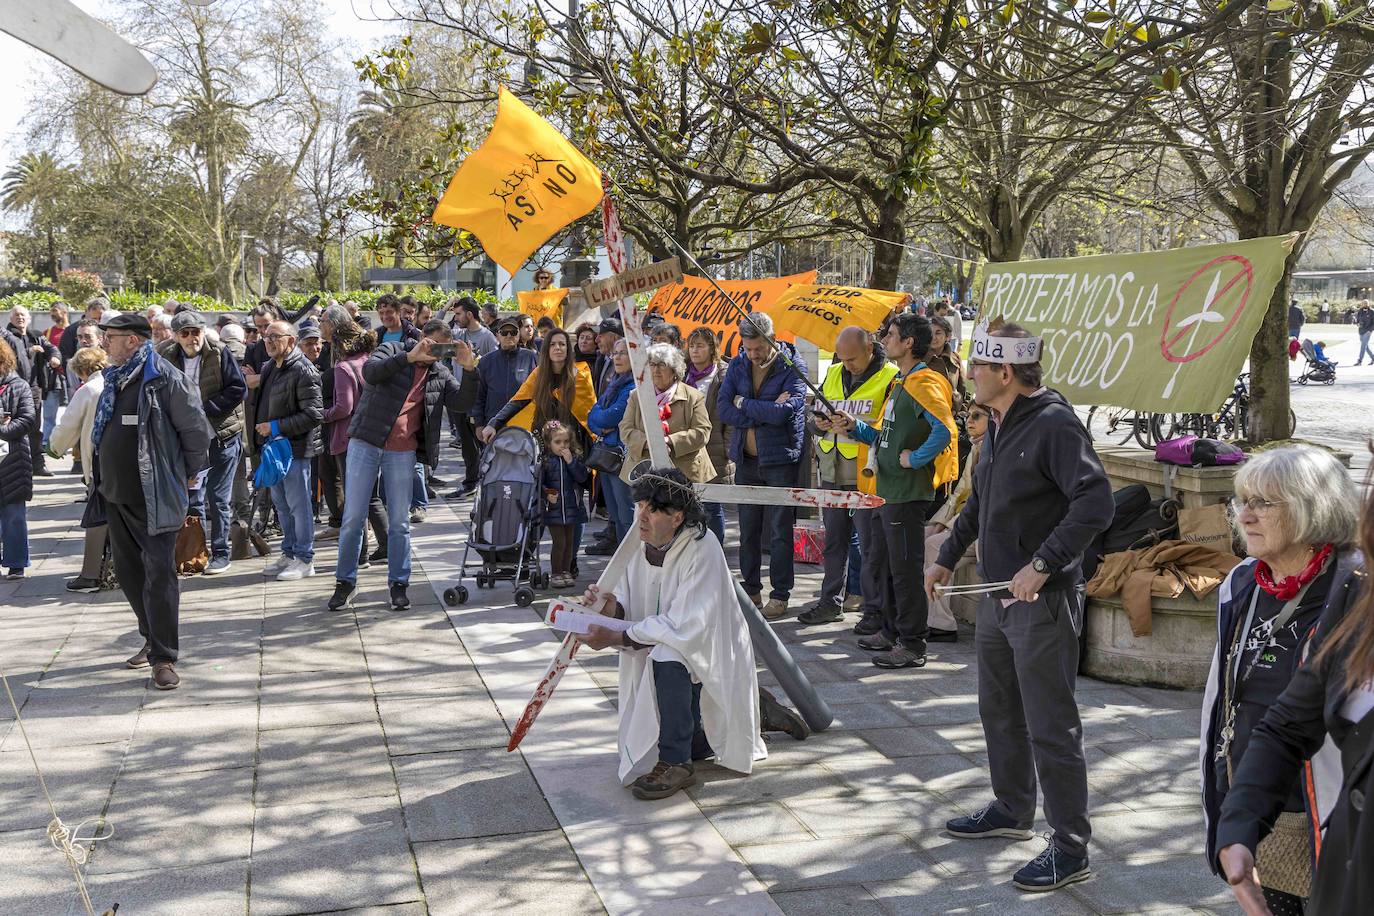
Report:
125,642,151,669
151,662,180,690
630,760,696,800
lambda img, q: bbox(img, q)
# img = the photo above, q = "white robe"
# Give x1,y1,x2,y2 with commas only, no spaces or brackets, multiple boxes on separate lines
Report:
613,529,766,783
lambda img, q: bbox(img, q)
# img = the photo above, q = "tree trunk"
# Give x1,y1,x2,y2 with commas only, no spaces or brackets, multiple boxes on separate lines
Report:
46,228,58,281
868,198,905,291
1246,267,1294,442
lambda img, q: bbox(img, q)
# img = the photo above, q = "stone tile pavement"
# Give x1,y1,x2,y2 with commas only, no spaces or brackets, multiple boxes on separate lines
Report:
1,453,1239,914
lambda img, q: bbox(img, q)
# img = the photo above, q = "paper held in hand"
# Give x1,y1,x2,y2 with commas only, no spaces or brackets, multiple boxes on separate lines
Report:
545,599,633,636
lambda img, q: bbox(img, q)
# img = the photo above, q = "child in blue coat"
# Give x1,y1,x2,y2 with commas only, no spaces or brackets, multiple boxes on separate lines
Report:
540,420,589,588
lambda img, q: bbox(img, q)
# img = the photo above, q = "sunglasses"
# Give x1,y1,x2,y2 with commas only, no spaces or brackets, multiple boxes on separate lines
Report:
498,328,518,337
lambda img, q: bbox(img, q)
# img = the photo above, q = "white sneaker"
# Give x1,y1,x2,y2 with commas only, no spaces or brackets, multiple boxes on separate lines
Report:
263,555,292,576
277,559,315,581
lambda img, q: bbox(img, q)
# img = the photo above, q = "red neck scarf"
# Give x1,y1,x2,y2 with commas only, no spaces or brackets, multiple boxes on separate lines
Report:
1255,543,1334,600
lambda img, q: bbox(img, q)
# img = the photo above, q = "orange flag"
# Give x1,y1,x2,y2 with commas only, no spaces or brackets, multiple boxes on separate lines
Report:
431,87,603,275
517,288,568,326
760,284,911,350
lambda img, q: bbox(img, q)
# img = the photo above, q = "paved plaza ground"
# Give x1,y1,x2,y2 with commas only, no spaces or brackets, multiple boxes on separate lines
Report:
3,446,1244,916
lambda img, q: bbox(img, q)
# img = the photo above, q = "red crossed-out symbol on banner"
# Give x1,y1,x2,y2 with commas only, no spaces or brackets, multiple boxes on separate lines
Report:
1159,254,1254,365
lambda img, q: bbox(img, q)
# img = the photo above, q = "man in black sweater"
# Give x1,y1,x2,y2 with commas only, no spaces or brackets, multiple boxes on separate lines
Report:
925,321,1113,895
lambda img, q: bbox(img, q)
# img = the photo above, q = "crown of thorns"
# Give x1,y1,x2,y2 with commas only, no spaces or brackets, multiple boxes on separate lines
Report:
628,465,704,513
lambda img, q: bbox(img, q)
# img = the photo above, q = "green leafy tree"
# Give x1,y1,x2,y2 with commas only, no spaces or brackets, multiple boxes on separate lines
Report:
1,151,76,279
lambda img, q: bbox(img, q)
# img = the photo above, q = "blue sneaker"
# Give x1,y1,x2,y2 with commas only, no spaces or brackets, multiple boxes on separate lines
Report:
1012,839,1091,892
203,557,232,575
945,803,1034,840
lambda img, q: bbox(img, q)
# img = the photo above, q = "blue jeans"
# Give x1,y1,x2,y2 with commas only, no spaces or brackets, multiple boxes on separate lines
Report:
410,462,428,511
0,501,28,570
601,472,634,543
1359,330,1373,364
736,455,798,600
704,502,726,547
270,458,314,564
338,440,414,585
653,660,712,766
188,436,241,561
41,390,63,446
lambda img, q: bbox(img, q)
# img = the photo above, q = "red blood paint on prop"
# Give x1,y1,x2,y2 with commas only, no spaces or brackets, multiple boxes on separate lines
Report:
507,636,579,751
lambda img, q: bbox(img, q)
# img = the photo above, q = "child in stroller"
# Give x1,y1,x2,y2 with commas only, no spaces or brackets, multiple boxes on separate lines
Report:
1296,338,1337,385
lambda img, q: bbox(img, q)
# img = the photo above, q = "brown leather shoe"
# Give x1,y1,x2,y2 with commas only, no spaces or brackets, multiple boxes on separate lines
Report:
151,662,180,690
630,760,695,800
762,598,789,620
125,642,151,669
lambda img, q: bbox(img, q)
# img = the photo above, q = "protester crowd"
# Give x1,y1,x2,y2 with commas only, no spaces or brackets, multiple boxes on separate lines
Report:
4,279,1371,911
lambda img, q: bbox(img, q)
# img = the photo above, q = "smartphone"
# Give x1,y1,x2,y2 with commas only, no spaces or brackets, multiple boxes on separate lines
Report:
429,343,456,358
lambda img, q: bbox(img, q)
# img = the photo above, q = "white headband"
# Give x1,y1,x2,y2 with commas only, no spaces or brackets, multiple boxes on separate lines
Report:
970,322,1042,365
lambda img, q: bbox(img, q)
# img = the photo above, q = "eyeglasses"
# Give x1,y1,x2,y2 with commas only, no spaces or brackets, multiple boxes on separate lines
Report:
177,329,202,338
1230,496,1284,516
263,333,292,342
498,328,518,337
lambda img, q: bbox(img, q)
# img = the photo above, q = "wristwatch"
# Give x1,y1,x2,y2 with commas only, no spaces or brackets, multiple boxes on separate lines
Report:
1031,556,1050,575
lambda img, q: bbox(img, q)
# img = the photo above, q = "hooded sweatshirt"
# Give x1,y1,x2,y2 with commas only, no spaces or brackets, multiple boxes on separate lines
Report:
936,388,1113,592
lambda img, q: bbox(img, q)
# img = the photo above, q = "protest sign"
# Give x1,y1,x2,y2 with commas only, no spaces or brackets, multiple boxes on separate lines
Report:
647,270,816,354
516,288,568,326
431,86,603,274
979,236,1292,413
762,284,910,350
581,257,683,309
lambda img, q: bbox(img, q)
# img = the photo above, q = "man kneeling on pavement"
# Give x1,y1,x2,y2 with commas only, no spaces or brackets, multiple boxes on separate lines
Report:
577,468,807,800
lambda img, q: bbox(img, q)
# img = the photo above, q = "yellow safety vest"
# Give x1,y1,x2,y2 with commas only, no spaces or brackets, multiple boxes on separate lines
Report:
816,360,898,459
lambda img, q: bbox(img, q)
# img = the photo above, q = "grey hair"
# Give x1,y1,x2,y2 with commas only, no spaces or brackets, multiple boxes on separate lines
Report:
85,297,110,312
646,342,686,381
1233,445,1358,549
152,314,173,330
738,311,774,340
9,304,29,319
320,304,353,330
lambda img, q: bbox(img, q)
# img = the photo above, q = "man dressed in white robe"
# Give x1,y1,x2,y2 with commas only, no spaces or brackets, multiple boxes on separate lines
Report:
580,467,768,800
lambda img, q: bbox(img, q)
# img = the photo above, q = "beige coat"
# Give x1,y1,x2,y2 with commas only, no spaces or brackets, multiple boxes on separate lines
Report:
48,373,104,488
620,382,715,484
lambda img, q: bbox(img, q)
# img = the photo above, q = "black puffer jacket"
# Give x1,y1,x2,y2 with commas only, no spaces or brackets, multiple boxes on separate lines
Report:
349,340,477,468
0,372,36,505
255,347,323,458
7,325,59,394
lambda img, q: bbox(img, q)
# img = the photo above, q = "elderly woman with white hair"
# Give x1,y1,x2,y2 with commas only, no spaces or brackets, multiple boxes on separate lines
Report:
1201,445,1360,915
619,343,715,488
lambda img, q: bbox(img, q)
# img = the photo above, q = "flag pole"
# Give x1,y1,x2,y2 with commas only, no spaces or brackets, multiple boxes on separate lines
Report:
600,175,841,414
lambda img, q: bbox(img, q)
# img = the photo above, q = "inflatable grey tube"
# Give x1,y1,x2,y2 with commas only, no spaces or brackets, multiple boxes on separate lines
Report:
734,583,834,732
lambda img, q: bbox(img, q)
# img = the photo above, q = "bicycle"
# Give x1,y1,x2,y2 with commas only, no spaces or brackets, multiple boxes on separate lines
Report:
1161,374,1295,442
1085,405,1165,449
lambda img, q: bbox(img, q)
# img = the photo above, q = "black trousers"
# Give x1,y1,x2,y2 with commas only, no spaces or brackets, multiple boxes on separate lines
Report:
105,499,180,665
456,412,481,486
29,395,46,473
653,660,712,765
318,451,344,528
868,499,932,651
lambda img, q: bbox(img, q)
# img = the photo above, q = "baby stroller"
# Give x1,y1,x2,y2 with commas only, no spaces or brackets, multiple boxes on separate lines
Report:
442,426,549,608
1296,339,1337,385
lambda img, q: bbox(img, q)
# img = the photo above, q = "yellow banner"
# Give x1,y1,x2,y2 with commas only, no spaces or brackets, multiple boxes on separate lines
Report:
762,284,911,350
647,271,816,355
517,288,567,326
431,87,603,275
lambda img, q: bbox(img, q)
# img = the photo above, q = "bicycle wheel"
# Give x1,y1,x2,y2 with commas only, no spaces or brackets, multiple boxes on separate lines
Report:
1134,412,1166,449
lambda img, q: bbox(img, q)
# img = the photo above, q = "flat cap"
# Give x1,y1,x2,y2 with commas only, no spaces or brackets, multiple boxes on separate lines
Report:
103,312,152,337
170,310,206,332
597,317,624,336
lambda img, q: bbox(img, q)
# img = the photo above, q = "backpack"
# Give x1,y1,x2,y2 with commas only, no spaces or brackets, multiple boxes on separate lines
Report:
1154,434,1246,467
1084,484,1181,580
